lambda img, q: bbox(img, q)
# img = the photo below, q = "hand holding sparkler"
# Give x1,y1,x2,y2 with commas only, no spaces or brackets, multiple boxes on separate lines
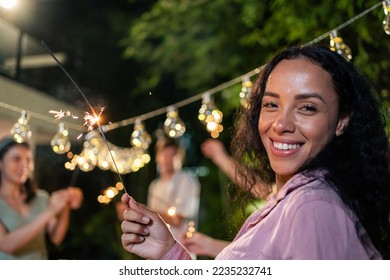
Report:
66,186,83,210
120,193,176,260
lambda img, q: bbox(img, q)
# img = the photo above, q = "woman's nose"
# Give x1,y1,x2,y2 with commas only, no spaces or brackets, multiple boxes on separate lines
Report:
272,111,295,133
22,159,32,172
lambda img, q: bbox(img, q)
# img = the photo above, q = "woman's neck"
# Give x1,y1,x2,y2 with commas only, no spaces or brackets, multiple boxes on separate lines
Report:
160,171,175,181
0,181,29,216
275,174,294,192
0,181,23,199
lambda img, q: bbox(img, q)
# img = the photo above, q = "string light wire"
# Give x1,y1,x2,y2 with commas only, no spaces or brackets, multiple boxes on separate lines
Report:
0,1,385,134
0,101,84,131
102,1,385,132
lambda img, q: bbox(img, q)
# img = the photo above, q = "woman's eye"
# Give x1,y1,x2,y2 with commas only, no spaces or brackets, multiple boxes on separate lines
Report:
261,101,278,109
300,104,318,113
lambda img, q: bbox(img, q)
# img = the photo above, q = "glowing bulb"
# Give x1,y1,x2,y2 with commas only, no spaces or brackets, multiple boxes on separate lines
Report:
96,149,112,170
239,76,253,108
130,119,152,149
0,0,18,9
164,106,186,138
329,30,352,61
383,0,390,35
167,206,176,216
198,93,223,138
10,110,32,143
51,123,71,154
76,141,97,172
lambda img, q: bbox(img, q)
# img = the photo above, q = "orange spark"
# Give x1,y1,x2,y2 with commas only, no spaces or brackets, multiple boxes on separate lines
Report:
49,110,79,120
83,108,104,131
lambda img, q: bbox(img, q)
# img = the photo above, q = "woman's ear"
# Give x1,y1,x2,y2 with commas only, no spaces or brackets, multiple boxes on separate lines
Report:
335,114,350,136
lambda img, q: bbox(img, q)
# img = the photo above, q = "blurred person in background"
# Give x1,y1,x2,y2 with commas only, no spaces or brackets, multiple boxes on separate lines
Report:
0,136,83,259
146,137,200,249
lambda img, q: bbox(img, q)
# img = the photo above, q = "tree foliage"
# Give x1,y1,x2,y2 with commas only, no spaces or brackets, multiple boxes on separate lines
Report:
121,0,390,108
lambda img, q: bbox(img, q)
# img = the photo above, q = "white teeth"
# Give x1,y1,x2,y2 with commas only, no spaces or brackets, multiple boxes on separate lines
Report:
273,142,300,150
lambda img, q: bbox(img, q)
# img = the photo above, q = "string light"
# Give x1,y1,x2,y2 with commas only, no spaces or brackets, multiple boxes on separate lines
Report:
239,76,253,108
198,93,223,138
3,2,383,139
383,0,390,35
329,30,352,61
130,118,152,149
64,129,151,175
50,122,71,154
1,2,385,177
186,220,196,238
10,110,32,143
97,3,383,135
164,106,186,138
76,140,98,172
97,182,124,204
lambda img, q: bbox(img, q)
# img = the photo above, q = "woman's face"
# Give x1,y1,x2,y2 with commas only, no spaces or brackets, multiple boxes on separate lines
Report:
155,146,179,175
258,58,348,186
0,145,33,186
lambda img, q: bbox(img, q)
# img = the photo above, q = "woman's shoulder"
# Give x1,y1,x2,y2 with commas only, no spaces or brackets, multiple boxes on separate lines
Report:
288,177,342,204
283,177,356,221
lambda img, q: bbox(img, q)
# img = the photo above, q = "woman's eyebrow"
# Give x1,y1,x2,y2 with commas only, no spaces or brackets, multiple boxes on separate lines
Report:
264,91,325,103
294,92,325,103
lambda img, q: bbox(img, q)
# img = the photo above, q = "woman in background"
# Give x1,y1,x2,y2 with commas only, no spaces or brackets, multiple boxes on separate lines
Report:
0,137,83,259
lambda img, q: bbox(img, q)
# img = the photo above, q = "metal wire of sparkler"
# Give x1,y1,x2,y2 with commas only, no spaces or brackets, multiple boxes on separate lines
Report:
41,40,128,193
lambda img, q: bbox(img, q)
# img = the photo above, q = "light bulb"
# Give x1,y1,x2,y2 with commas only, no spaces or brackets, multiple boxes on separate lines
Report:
130,119,152,149
383,0,390,35
51,123,71,154
97,149,112,171
76,141,97,172
239,76,253,108
10,110,32,143
329,30,352,61
198,93,223,138
164,106,186,138
0,0,18,10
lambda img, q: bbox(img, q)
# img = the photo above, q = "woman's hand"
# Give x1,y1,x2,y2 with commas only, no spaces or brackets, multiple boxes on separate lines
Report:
66,186,83,209
183,231,229,258
201,139,229,165
120,193,176,259
48,189,69,215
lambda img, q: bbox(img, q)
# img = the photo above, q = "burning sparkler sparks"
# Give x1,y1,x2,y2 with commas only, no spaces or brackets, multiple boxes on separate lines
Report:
83,108,104,131
42,40,129,193
49,110,79,120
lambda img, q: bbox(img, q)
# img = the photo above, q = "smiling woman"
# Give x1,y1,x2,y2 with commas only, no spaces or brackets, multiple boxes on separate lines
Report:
258,58,349,188
119,44,390,260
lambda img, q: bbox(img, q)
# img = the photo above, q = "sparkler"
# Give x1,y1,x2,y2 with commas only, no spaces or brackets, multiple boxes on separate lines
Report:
49,110,79,120
42,40,128,193
84,108,104,131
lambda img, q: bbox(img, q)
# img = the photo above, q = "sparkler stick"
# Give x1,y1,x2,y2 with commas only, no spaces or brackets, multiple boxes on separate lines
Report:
69,165,80,186
41,40,128,193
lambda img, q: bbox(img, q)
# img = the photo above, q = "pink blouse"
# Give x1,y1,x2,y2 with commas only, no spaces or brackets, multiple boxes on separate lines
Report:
163,171,381,260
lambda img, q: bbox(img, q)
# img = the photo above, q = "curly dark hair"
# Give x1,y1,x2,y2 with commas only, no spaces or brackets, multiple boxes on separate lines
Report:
0,137,37,203
231,44,390,258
